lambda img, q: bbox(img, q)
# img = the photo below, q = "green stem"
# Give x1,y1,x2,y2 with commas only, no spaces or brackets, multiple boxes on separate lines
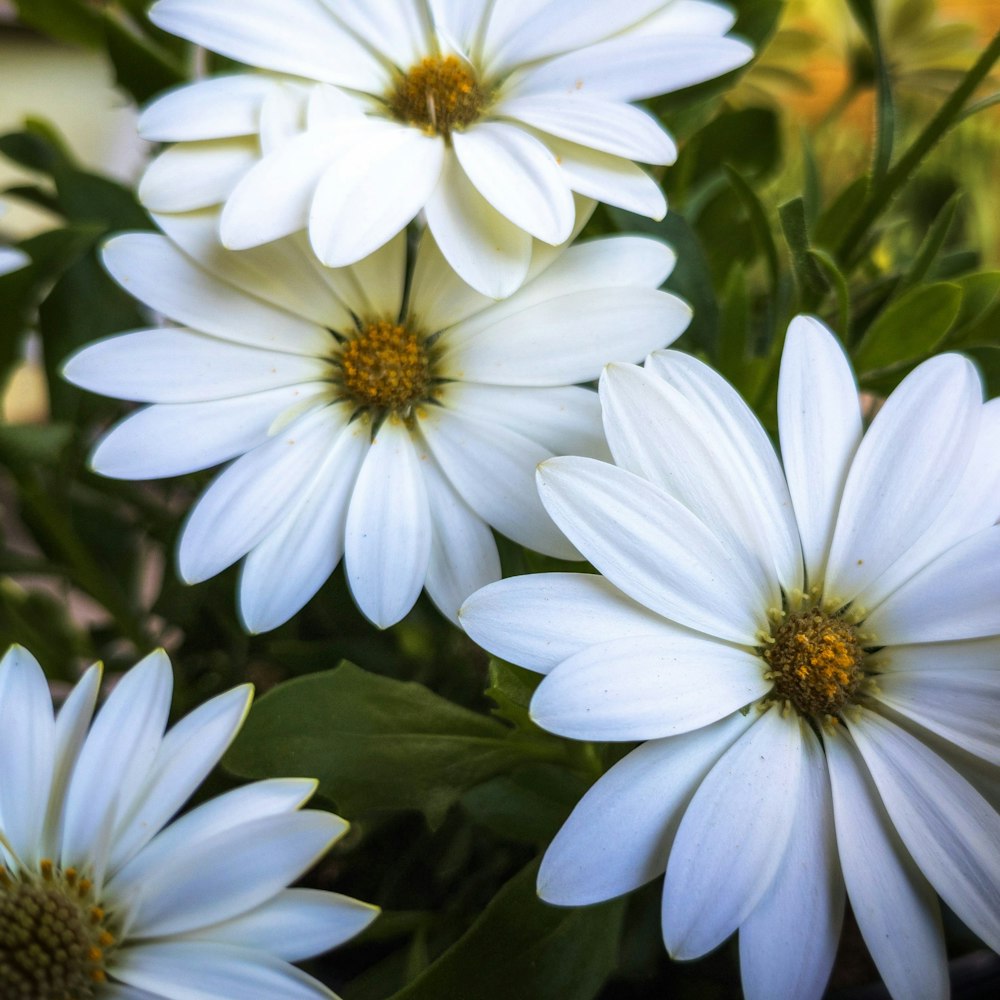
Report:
834,29,1000,265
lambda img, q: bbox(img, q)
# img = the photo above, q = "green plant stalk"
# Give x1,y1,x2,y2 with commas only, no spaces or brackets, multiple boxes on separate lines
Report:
834,29,1000,265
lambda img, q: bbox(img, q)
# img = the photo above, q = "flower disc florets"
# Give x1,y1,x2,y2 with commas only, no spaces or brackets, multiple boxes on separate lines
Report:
338,320,433,414
763,607,865,718
388,55,488,136
0,862,116,1000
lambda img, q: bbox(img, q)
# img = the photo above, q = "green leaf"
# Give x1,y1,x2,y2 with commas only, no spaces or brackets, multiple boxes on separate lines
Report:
103,16,187,103
486,659,542,731
899,191,961,292
723,165,779,292
779,197,828,302
687,108,781,181
389,861,626,1000
946,272,1000,346
11,0,102,47
847,0,895,184
813,176,869,251
853,282,963,376
224,662,528,828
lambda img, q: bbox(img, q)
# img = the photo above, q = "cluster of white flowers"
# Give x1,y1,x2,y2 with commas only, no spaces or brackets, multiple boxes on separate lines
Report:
4,2,998,999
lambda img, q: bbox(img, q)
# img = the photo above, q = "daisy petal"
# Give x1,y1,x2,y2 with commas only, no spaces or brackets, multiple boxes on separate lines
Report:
777,316,862,587
184,888,378,960
419,407,578,559
850,710,1000,951
537,456,768,643
238,420,368,633
661,709,803,959
139,75,278,141
112,940,337,999
139,140,258,213
460,572,690,674
408,228,496,331
344,419,432,629
824,354,982,603
453,123,575,244
0,646,55,866
424,151,533,299
421,455,501,623
531,634,768,740
739,726,844,1000
178,404,347,583
864,525,1000,643
328,0,432,69
538,711,756,906
825,727,948,1000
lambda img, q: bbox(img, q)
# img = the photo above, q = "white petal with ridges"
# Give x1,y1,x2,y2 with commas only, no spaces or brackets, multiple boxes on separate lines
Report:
531,634,768,740
824,354,981,603
418,408,578,559
537,456,768,643
423,151,533,299
238,419,369,633
825,727,948,1000
661,709,803,959
635,0,737,36
139,75,278,141
453,123,575,244
344,419,432,628
864,525,1000,643
778,316,862,587
538,710,756,906
739,725,844,1000
322,0,432,69
178,405,346,583
851,709,1000,950
139,139,259,213
460,572,692,674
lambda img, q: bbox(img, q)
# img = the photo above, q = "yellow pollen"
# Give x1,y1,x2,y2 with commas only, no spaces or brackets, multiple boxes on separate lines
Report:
388,55,488,136
763,608,864,718
339,320,432,413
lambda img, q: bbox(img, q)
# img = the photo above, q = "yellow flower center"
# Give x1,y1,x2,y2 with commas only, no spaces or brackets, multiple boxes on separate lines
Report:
388,55,488,136
763,608,864,718
338,320,432,414
0,861,117,999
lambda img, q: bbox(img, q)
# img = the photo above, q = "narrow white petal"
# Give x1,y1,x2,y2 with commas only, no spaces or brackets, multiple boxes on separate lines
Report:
0,646,55,866
851,709,1000,950
824,354,982,604
460,572,691,674
531,634,768,740
778,316,862,587
327,0,432,69
825,726,949,1000
661,709,804,959
239,419,369,633
874,665,1000,765
537,456,768,643
429,0,493,53
344,419,432,629
544,135,668,218
418,407,578,559
440,287,689,386
634,0,737,36
865,526,1000,643
108,686,253,873
139,75,278,141
496,95,676,163
64,329,329,405
600,362,783,609
111,941,337,999
856,395,1000,609
149,0,388,91
453,123,575,244
424,151,532,300
122,811,346,938
340,230,409,322
310,123,445,267
102,234,332,356
739,726,844,1000
61,651,173,880
181,888,378,960
508,34,753,102
421,455,501,623
220,132,339,251
91,387,328,480
645,350,804,595
139,140,257,214
538,711,756,906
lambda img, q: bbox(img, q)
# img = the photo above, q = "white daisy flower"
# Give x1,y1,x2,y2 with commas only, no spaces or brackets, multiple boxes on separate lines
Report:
0,644,377,999
460,316,1000,1000
61,207,691,632
138,0,752,297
